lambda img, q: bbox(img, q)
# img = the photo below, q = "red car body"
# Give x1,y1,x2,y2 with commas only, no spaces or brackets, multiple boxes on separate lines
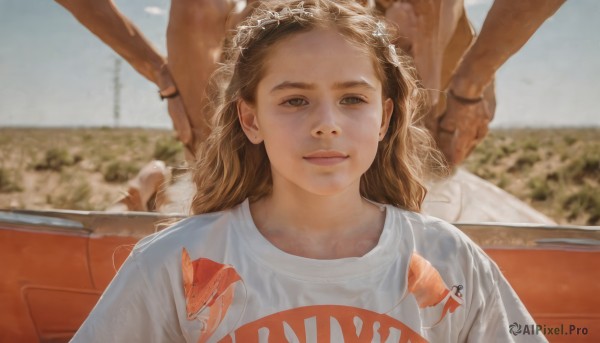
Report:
1,209,598,342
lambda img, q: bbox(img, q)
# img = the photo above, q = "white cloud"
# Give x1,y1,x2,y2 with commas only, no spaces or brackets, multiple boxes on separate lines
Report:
144,6,165,16
464,0,492,7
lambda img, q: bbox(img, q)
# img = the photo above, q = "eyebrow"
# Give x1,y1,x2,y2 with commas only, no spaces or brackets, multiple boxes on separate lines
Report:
269,80,377,93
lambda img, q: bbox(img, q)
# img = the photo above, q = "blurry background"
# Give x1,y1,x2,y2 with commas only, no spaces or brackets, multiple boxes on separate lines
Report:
0,0,599,225
0,0,599,128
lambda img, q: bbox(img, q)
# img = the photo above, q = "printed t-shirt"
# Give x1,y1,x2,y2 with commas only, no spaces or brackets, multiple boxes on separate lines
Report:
71,199,547,342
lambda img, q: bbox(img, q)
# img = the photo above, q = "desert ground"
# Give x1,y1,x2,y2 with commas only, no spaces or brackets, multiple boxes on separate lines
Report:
0,128,598,225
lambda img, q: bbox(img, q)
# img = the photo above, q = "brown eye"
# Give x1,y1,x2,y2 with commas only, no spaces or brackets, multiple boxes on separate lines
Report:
284,98,308,106
340,96,366,105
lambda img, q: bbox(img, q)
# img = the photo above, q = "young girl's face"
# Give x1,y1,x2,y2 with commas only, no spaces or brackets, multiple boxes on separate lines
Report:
239,27,393,197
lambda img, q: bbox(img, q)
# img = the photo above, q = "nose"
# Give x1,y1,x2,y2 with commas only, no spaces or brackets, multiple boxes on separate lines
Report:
310,103,342,137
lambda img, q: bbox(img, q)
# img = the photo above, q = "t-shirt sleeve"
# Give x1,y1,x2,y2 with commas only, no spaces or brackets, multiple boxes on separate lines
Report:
460,247,548,343
70,250,184,342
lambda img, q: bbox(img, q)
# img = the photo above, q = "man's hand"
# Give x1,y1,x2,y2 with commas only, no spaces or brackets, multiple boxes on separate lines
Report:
430,92,493,166
166,94,199,160
165,95,193,147
157,64,193,151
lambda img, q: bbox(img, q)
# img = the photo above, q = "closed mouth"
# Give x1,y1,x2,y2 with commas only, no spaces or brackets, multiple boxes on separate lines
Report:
303,151,349,166
303,150,349,159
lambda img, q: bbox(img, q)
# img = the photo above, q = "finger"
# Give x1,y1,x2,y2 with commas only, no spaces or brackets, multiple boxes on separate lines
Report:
475,121,489,141
439,112,458,133
452,128,472,165
423,114,439,136
172,114,192,145
184,142,196,161
437,130,456,166
464,139,478,160
452,122,482,165
168,100,193,145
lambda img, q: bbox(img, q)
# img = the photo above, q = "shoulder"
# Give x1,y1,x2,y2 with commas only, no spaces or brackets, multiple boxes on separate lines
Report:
135,210,226,250
390,206,500,286
130,205,244,267
391,207,474,256
388,208,538,340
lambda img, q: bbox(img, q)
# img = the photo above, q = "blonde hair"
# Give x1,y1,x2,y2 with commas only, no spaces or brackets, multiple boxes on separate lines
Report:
190,0,446,215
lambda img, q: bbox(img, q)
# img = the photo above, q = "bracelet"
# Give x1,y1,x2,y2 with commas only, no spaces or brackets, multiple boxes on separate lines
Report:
158,85,179,101
448,89,483,104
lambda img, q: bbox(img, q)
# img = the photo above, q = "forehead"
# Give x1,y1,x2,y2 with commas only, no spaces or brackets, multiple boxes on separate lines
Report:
259,28,382,90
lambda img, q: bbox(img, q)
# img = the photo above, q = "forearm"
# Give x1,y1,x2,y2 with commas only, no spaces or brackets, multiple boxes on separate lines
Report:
55,0,168,87
450,0,565,98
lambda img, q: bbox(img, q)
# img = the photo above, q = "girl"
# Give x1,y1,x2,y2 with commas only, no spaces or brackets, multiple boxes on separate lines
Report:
72,0,544,342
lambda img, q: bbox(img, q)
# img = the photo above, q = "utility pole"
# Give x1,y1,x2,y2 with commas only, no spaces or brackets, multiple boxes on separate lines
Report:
113,58,122,127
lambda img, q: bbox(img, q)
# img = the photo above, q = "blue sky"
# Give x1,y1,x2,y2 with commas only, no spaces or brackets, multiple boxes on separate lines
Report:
0,0,598,128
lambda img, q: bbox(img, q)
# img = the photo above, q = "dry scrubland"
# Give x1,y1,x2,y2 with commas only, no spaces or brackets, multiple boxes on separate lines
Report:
0,128,599,225
0,128,183,213
463,128,599,226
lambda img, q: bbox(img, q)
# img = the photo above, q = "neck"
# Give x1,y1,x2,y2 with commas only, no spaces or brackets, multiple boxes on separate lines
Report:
249,180,386,258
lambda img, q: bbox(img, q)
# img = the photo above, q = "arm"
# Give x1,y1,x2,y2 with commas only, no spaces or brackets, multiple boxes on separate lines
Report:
449,0,565,98
55,0,192,145
457,243,549,342
383,0,462,106
55,0,165,86
71,251,184,342
438,0,565,166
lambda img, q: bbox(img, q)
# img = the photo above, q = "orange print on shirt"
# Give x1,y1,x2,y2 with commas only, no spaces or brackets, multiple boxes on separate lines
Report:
182,248,241,343
217,305,428,343
182,250,463,342
408,253,463,325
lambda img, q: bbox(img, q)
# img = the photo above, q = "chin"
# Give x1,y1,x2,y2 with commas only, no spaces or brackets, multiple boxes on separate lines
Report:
301,180,357,197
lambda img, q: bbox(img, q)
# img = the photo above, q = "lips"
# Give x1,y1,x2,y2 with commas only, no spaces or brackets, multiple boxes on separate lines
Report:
303,150,349,166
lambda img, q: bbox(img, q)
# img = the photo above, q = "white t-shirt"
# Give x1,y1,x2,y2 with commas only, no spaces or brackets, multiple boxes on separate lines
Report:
72,199,547,342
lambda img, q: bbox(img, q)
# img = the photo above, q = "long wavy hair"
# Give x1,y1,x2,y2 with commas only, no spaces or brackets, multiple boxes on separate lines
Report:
190,0,446,215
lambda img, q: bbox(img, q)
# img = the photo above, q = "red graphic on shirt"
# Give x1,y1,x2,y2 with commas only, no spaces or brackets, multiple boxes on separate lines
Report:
407,253,462,324
182,248,241,343
217,305,428,342
182,250,462,342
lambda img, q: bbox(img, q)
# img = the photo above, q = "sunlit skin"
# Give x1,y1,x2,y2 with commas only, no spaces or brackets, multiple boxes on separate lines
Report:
238,28,394,259
57,0,566,217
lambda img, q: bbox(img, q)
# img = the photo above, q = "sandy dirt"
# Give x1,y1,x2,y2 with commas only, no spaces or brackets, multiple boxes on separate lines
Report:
0,127,598,225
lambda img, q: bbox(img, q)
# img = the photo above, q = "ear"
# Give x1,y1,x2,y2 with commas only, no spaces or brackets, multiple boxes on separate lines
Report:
237,99,263,144
379,98,394,141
